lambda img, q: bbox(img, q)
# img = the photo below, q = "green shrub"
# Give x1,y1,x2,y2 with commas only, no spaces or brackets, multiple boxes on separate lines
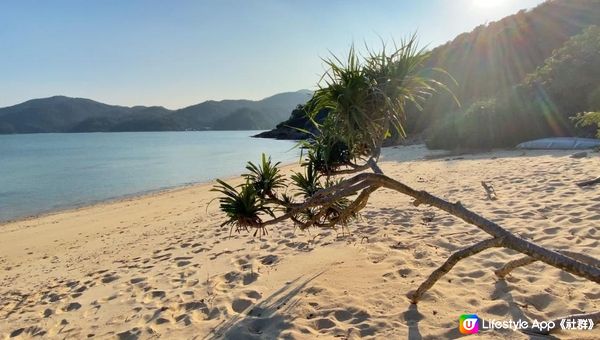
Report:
573,112,600,138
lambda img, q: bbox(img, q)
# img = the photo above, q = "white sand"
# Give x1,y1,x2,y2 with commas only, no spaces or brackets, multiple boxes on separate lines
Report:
0,146,598,339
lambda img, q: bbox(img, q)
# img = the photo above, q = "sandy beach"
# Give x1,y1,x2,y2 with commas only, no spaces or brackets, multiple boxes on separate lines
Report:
1,145,598,339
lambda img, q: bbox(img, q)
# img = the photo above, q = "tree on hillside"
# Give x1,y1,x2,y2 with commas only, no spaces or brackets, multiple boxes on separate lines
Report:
212,37,600,334
427,25,600,150
412,0,600,133
525,25,600,116
574,112,600,138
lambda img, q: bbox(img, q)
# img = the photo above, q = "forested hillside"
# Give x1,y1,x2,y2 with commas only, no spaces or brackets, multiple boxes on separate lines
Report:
412,0,600,133
261,0,600,149
426,24,600,149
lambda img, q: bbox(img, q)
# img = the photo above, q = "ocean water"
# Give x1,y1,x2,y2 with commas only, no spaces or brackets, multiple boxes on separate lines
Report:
0,131,299,222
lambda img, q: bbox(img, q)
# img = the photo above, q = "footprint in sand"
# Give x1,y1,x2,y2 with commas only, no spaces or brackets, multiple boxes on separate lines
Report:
144,290,166,303
175,313,192,326
130,277,146,284
245,290,262,300
42,292,64,303
382,268,412,281
73,285,87,293
484,302,510,316
9,326,47,338
243,272,259,285
174,256,193,267
62,302,82,312
231,298,253,313
101,273,120,284
259,254,279,266
188,304,215,321
116,327,142,340
314,318,336,330
42,308,53,318
230,290,262,314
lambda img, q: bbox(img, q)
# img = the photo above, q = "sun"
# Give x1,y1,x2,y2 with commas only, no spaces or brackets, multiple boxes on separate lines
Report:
471,0,508,8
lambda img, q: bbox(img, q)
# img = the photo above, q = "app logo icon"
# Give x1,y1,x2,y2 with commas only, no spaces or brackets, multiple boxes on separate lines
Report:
459,314,479,335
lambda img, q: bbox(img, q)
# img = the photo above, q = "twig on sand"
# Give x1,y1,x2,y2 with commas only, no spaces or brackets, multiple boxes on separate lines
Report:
481,181,498,200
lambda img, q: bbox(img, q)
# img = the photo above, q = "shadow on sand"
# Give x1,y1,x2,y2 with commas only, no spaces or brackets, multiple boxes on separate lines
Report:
490,279,559,340
205,271,324,339
400,279,561,339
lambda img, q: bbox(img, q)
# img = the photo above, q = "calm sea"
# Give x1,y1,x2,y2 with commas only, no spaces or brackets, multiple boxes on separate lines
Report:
0,131,299,222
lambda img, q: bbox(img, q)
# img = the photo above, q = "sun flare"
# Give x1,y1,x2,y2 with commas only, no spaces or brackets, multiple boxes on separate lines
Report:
472,0,508,8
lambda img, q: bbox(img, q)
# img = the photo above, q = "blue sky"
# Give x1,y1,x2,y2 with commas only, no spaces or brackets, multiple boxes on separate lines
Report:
0,0,544,109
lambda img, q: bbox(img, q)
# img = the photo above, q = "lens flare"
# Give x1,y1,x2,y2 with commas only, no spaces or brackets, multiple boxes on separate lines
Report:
472,0,507,8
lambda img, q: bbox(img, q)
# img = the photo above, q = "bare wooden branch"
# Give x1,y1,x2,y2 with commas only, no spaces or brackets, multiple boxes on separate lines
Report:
495,256,537,278
409,237,503,303
577,176,600,187
367,157,384,175
481,181,497,200
322,158,372,176
255,172,600,283
244,171,600,302
496,250,600,278
369,174,600,283
259,181,373,228
294,187,377,230
555,250,600,267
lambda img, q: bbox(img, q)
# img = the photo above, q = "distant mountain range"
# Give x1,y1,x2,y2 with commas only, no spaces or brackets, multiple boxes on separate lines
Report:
0,90,312,134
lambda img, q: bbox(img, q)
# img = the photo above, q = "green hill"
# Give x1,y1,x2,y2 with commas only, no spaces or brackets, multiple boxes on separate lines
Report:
259,0,600,148
0,90,311,133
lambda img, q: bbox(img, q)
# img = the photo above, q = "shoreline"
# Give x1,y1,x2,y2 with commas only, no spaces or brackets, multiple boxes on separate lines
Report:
0,146,598,338
0,181,209,226
2,145,592,226
0,160,301,226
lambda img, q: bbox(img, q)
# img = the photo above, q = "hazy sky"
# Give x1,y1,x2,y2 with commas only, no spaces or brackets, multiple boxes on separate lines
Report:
0,0,544,109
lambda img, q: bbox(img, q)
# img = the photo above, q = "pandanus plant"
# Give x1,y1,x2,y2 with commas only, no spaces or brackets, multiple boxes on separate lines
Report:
308,34,458,173
243,153,285,199
213,35,456,236
573,111,600,138
211,179,274,236
212,36,600,333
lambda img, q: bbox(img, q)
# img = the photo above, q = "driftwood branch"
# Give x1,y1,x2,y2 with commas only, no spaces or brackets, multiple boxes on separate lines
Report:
249,172,600,302
576,177,600,187
496,250,600,278
481,181,497,200
495,256,537,278
324,158,373,175
409,237,503,303
369,174,600,285
322,143,383,176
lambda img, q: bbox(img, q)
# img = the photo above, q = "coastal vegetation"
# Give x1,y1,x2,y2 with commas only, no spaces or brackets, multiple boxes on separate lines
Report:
574,111,600,138
214,33,600,334
262,0,600,149
427,24,600,149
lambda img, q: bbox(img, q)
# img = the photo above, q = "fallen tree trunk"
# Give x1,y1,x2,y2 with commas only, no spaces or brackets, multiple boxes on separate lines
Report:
370,174,600,286
258,172,600,288
495,250,600,278
409,238,503,302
